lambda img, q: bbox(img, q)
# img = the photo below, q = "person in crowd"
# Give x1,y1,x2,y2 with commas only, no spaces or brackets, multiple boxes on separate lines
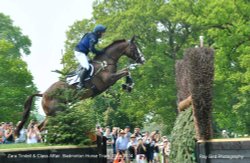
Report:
112,127,119,154
116,130,129,155
162,138,171,163
157,136,166,162
0,122,3,128
127,134,137,163
143,131,150,143
4,122,14,144
113,152,125,163
28,119,35,129
96,125,103,136
104,126,114,163
152,130,161,163
145,137,155,163
161,136,167,142
27,124,41,144
222,130,229,138
134,127,143,139
15,121,27,143
136,137,147,163
0,128,3,144
0,130,3,144
124,126,132,139
0,122,5,144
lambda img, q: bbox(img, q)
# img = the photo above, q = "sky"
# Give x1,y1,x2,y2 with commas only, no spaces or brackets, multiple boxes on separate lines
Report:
0,0,94,115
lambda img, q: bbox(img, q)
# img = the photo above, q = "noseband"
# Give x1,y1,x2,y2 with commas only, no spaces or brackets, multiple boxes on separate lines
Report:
128,41,144,63
105,40,143,64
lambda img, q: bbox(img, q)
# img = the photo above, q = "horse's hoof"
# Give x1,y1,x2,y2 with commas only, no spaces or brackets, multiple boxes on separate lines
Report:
127,86,132,92
122,84,133,92
122,84,127,90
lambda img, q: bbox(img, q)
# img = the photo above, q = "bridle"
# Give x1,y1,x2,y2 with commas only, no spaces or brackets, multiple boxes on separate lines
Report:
132,46,144,63
92,40,144,77
105,40,143,65
128,40,144,64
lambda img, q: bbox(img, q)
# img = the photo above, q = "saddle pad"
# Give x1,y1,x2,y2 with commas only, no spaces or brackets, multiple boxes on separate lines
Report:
66,64,94,85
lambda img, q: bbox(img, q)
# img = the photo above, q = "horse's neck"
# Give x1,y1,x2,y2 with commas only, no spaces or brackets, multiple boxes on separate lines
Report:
93,41,128,72
105,41,129,61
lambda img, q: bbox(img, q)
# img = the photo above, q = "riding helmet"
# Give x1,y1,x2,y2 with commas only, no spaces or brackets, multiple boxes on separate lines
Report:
93,24,107,33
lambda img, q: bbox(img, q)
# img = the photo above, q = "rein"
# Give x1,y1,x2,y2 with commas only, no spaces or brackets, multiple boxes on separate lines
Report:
91,40,141,77
90,42,129,76
105,41,131,64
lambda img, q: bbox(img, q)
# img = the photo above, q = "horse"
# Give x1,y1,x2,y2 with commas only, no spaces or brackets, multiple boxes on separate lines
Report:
15,36,145,136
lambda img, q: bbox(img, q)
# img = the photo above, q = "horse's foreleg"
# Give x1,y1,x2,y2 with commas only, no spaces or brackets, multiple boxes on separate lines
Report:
109,68,129,83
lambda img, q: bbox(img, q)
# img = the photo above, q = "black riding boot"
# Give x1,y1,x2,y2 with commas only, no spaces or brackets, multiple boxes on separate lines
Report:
77,68,88,89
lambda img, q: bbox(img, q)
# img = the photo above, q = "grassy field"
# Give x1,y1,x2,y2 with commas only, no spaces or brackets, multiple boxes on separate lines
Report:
0,143,90,151
0,143,55,149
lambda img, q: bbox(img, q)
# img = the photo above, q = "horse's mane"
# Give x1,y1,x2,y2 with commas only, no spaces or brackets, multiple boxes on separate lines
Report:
104,39,126,51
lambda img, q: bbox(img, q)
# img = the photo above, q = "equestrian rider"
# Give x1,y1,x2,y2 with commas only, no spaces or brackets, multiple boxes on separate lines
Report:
74,24,107,89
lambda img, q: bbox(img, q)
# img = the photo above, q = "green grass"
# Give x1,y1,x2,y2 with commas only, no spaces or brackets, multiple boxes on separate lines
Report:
0,143,88,150
0,143,49,149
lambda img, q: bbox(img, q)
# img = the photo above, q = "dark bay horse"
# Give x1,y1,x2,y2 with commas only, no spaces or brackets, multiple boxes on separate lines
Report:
15,36,145,136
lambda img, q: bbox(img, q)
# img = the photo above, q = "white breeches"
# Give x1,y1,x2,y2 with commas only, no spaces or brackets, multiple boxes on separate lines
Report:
74,51,90,70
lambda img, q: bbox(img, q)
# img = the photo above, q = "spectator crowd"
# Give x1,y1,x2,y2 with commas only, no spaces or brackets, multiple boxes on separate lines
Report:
0,120,42,145
98,126,171,163
1,121,171,163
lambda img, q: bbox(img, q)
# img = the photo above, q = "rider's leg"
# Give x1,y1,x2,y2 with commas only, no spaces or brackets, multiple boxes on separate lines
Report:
74,51,90,88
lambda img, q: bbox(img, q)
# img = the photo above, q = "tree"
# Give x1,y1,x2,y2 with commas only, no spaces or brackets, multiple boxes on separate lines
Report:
46,99,97,145
0,13,37,123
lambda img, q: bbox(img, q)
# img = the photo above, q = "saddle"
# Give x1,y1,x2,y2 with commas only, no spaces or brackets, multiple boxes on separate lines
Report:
66,60,108,86
66,64,94,85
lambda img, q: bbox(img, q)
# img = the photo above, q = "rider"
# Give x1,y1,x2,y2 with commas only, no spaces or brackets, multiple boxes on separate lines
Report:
74,24,107,89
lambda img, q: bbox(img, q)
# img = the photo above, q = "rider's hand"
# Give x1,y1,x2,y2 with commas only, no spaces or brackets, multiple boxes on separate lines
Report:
96,49,105,55
100,49,105,55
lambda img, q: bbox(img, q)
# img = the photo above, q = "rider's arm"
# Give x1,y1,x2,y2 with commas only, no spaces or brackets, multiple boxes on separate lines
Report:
89,36,104,55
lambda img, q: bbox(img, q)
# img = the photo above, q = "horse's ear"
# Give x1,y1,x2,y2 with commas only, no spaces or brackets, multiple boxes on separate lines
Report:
130,35,136,43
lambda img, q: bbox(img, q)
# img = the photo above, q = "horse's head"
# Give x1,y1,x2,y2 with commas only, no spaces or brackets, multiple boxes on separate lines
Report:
125,36,145,64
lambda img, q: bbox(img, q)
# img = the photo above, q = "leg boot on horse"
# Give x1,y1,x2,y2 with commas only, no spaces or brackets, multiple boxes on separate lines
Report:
77,68,88,90
122,73,134,92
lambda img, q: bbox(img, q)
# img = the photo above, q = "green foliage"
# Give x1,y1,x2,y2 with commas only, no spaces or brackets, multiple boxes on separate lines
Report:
169,108,196,163
46,99,97,145
0,13,37,123
198,0,250,134
61,0,250,135
0,13,31,56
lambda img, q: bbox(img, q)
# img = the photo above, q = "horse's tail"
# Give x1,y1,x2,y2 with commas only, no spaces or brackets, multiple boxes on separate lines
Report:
15,93,43,137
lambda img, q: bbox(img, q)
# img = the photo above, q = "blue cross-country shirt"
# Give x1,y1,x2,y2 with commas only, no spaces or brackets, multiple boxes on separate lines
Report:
75,32,102,55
